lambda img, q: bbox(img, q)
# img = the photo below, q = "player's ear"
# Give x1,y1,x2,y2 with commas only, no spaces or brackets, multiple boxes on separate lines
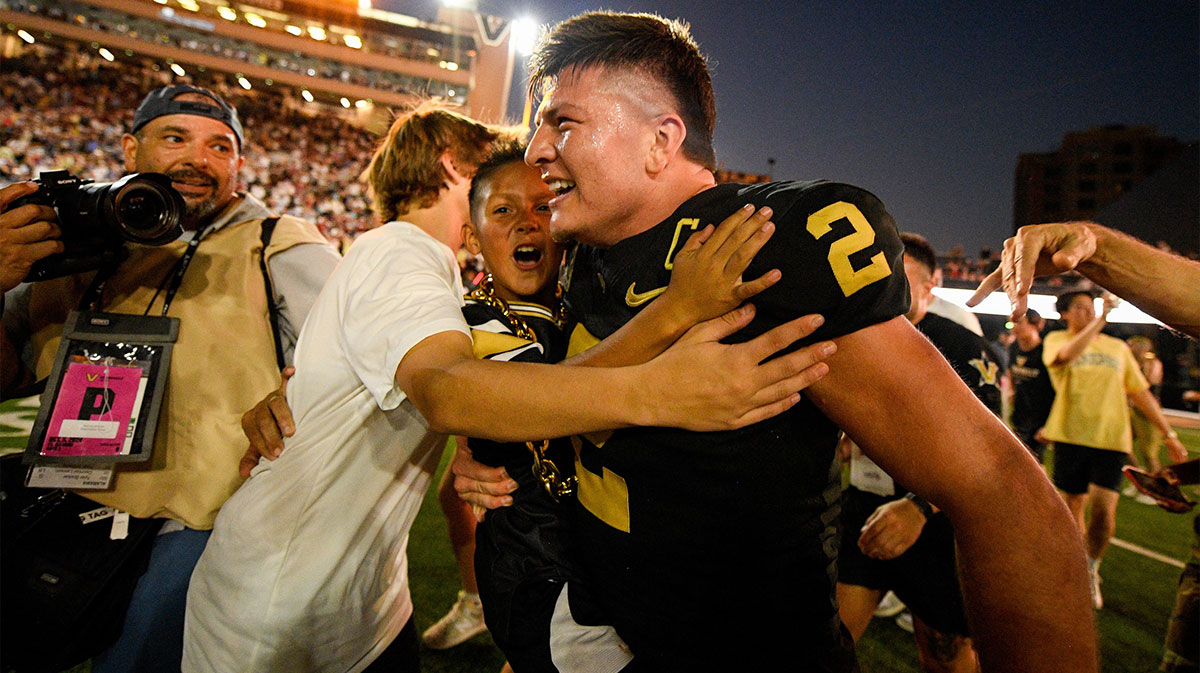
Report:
646,113,686,175
461,221,482,255
932,267,944,288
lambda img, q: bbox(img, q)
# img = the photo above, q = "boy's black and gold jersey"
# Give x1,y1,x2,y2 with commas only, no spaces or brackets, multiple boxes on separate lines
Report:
461,296,569,481
561,181,909,671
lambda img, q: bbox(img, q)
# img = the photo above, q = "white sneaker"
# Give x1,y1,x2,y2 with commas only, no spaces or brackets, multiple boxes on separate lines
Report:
873,591,906,618
421,591,487,650
1088,565,1103,610
1134,492,1158,506
894,610,914,634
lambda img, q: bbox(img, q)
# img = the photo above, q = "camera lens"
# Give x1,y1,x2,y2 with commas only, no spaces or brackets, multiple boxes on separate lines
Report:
105,174,185,245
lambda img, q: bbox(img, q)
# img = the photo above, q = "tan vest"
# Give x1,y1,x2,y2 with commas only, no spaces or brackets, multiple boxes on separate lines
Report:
27,215,329,529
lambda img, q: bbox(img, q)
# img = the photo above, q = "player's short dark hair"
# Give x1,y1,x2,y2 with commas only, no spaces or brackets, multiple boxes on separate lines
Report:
1055,290,1094,314
900,232,939,275
1024,308,1043,324
468,138,528,223
528,11,717,171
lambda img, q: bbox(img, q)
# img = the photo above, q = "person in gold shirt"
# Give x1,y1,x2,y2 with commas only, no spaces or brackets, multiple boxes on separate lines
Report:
1042,290,1187,609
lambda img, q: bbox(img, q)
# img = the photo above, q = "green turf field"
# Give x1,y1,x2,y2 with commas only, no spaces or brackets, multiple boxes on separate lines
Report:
2,398,1196,672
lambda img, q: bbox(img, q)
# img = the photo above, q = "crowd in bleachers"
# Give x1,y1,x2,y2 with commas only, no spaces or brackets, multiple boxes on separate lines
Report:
1,47,387,251
4,0,464,103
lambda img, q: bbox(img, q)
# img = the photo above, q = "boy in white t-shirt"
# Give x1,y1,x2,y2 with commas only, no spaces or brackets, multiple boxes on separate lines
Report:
183,103,834,673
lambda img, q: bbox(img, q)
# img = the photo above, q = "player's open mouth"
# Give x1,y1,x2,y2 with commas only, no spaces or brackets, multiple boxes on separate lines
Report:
513,244,543,270
546,179,575,198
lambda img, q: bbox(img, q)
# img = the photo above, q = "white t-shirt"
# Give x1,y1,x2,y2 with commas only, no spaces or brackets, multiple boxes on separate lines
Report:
183,222,469,673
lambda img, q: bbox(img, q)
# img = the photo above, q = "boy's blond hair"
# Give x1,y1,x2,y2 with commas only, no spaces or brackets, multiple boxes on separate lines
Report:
361,101,525,222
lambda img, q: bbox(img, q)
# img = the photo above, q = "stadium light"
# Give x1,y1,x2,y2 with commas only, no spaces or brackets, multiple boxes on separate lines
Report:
301,89,314,102
285,24,302,36
217,6,236,21
245,13,266,28
17,29,35,44
358,0,371,8
931,288,1164,327
440,0,475,9
512,17,538,56
447,89,455,97
170,63,186,76
340,97,351,108
153,0,167,4
343,34,362,49
354,99,369,109
98,47,115,61
308,26,326,41
178,0,199,12
238,76,252,90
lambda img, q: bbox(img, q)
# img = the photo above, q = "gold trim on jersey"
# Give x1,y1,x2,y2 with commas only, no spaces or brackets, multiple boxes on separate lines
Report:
470,329,534,360
572,435,630,533
567,323,602,358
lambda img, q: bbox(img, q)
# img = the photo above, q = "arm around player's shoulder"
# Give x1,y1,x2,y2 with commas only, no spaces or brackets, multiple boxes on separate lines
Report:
740,180,909,344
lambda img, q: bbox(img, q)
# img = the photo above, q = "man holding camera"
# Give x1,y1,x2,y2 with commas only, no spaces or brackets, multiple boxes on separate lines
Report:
0,84,338,673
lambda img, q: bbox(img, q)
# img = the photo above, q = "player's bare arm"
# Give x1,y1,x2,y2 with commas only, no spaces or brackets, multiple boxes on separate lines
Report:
400,305,832,441
1127,388,1189,463
969,220,1200,337
805,316,1097,673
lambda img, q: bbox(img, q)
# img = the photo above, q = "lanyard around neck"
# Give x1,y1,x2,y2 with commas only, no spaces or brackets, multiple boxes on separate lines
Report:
80,228,209,316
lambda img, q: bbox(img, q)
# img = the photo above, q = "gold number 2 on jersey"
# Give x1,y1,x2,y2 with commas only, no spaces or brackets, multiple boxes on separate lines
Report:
806,202,891,297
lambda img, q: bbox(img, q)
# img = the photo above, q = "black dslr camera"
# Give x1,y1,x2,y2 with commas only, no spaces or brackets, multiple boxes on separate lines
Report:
8,169,185,281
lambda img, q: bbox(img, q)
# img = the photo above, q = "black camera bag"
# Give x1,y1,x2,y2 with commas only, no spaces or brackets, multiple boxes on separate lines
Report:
0,453,163,673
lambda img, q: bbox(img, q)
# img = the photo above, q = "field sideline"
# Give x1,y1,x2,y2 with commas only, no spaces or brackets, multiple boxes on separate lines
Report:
1,399,1196,672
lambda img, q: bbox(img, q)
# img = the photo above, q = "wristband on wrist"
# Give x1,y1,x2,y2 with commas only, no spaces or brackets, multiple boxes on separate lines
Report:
904,492,934,519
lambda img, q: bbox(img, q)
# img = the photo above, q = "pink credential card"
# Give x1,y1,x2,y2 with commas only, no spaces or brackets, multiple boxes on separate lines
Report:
41,362,147,457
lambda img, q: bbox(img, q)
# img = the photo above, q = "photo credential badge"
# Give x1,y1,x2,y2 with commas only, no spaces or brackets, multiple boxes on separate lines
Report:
41,362,145,457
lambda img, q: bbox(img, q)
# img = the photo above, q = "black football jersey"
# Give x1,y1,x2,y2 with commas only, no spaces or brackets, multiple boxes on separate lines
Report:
461,296,570,478
561,181,909,670
916,313,1004,416
1008,341,1055,435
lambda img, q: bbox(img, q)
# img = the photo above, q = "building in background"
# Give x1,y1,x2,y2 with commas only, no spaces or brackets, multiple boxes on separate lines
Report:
0,0,519,125
1013,125,1184,232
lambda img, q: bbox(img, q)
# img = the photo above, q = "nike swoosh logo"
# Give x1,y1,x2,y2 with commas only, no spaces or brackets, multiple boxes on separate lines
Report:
625,282,667,307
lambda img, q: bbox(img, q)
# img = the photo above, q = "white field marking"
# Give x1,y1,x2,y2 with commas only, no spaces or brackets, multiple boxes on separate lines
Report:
1109,537,1186,569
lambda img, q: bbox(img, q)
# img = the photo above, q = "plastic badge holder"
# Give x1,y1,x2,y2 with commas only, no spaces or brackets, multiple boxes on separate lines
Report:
24,311,178,466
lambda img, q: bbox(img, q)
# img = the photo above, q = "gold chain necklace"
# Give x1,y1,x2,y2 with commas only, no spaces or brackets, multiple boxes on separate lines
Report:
467,275,576,501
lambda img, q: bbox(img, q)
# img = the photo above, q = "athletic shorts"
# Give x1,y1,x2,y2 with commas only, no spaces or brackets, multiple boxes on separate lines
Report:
475,504,633,673
838,489,969,637
1052,442,1128,494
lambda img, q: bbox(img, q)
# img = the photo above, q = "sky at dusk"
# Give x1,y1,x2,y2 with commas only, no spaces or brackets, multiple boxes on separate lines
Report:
395,0,1199,256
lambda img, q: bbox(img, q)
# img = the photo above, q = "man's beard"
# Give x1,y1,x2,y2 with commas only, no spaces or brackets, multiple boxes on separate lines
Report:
168,168,225,229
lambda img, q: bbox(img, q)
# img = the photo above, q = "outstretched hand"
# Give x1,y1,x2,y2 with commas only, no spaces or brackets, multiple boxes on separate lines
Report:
968,221,1099,321
662,204,781,323
642,305,834,431
238,366,296,478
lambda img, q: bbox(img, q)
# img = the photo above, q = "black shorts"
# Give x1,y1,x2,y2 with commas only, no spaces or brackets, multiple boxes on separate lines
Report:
475,503,633,673
837,489,969,637
1051,442,1128,494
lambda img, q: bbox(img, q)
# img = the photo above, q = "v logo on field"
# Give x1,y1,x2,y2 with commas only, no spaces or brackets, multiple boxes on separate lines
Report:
625,283,667,307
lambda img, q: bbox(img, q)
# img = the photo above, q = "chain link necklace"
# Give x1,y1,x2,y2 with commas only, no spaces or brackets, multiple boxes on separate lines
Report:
467,275,576,501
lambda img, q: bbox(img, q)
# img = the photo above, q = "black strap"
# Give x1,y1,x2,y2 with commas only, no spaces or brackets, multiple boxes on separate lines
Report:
259,217,286,370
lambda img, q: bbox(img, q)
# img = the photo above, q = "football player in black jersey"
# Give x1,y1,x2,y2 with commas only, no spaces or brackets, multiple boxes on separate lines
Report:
458,11,1096,673
837,233,1006,673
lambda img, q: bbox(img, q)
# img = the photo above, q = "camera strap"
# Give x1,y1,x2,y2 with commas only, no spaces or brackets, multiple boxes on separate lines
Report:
76,227,206,316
